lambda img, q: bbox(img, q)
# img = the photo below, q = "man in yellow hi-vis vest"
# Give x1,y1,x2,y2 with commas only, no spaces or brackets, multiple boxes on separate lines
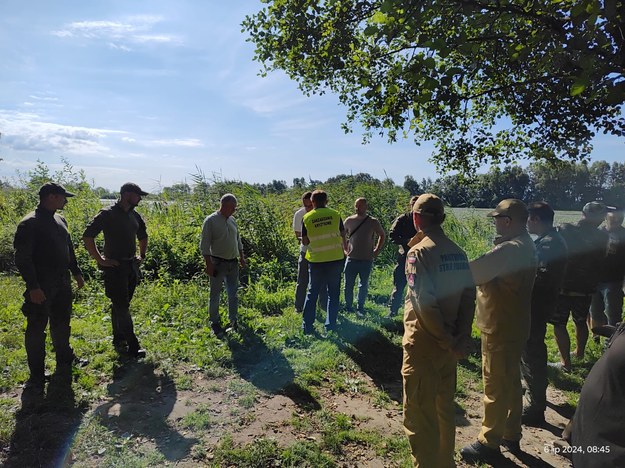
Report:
301,190,348,334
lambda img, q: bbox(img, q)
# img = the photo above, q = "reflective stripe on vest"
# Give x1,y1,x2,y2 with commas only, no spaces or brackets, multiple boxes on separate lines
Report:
303,207,344,263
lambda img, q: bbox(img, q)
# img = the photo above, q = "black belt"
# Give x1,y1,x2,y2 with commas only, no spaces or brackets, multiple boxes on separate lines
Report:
211,256,237,263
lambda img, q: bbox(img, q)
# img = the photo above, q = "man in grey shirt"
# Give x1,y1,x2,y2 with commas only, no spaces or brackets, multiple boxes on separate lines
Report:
200,194,246,335
344,197,385,317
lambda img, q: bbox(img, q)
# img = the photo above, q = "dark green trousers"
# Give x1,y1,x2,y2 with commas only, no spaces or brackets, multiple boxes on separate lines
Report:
22,273,73,382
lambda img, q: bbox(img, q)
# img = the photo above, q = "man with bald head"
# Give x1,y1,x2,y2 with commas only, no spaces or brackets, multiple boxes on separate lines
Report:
343,197,385,317
200,193,246,336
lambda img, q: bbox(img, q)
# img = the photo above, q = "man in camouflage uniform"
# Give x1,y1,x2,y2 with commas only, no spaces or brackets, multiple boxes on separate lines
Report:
402,194,475,467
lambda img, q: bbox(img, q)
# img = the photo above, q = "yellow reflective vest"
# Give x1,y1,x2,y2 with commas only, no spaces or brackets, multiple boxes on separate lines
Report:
303,207,344,263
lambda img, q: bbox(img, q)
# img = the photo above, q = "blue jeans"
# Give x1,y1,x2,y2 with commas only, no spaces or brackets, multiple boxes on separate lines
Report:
302,259,343,332
209,258,239,325
344,258,373,313
389,254,408,314
295,251,327,312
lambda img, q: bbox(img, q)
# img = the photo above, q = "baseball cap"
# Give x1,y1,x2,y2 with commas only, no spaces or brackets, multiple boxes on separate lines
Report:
120,182,149,196
582,201,607,218
38,182,75,198
412,193,444,216
487,199,529,222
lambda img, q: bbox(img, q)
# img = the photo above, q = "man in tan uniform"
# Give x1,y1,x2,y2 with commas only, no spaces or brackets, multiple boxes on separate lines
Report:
402,194,476,467
460,199,537,463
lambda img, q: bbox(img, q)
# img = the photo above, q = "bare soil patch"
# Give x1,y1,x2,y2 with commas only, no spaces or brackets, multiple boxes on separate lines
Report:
2,358,574,467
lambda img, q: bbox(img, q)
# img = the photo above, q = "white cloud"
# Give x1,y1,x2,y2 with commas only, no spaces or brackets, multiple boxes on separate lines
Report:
108,42,131,52
28,95,59,102
0,110,124,155
51,15,182,48
149,138,204,148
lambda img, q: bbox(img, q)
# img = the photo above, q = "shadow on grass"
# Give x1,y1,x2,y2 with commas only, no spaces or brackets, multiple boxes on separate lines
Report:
378,316,404,335
547,366,585,393
94,361,196,461
458,349,482,375
5,372,88,467
334,318,403,403
227,327,321,411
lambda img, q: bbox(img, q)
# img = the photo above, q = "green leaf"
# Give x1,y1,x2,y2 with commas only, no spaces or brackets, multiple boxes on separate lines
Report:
371,11,388,24
363,25,378,36
570,81,587,96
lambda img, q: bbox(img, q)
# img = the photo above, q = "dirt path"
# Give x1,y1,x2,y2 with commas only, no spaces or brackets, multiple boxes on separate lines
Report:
87,363,573,466
1,362,574,467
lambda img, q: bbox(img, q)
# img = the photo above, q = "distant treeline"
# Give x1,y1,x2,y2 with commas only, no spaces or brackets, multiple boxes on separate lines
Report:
193,160,623,211
3,159,622,211
160,160,624,211
410,161,625,211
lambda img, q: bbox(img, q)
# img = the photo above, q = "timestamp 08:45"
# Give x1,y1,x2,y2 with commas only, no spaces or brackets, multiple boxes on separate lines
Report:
543,444,611,455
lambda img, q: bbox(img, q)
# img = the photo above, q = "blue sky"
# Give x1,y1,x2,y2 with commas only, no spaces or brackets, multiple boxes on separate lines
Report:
1,1,623,193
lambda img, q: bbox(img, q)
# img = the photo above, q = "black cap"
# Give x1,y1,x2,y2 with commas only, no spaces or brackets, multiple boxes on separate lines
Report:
38,182,75,198
120,182,149,196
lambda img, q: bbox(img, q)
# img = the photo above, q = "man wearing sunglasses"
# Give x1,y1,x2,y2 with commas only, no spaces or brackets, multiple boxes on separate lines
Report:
461,199,537,463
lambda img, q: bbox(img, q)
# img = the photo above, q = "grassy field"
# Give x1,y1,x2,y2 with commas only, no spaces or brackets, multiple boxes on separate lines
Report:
0,177,608,467
450,207,583,226
0,265,602,467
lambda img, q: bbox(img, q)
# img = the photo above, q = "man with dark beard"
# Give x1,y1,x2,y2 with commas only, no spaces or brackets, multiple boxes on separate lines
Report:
83,182,149,358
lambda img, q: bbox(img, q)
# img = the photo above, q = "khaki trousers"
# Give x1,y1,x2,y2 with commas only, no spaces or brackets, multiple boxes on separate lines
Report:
478,333,524,448
402,344,457,468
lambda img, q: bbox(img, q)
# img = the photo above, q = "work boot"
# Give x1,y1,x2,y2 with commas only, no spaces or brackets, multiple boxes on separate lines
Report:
211,322,224,336
23,377,45,395
460,441,500,463
126,347,146,359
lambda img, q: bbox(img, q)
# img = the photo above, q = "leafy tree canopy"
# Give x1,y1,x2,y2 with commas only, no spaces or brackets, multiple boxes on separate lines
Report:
243,0,625,173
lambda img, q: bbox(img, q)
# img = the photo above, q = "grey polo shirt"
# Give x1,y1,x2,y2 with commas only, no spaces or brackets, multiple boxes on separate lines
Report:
199,211,243,260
